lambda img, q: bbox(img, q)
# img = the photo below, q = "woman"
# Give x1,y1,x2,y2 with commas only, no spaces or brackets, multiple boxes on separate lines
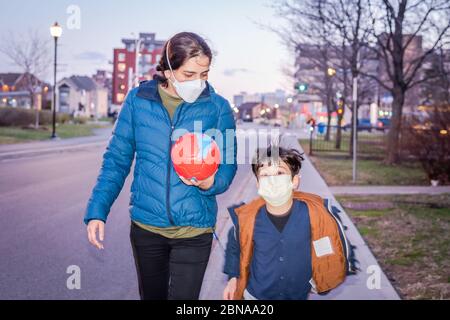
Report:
84,32,237,300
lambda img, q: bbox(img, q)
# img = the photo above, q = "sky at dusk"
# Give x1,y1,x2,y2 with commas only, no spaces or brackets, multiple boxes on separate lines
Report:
0,0,294,101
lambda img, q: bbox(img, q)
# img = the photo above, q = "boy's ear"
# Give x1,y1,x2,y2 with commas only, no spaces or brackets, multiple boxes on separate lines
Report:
292,174,300,189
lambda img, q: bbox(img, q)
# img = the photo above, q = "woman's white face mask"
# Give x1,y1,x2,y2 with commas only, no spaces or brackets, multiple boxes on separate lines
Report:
166,42,206,103
258,174,294,207
169,75,206,103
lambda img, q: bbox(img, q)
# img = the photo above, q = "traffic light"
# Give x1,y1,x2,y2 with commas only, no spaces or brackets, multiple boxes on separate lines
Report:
295,83,308,93
336,98,344,115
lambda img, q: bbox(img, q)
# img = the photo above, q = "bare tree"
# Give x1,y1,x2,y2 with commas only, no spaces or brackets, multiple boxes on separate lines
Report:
300,0,377,154
272,0,376,151
421,45,450,105
271,0,450,165
0,30,51,128
271,0,344,141
362,0,450,164
403,104,450,184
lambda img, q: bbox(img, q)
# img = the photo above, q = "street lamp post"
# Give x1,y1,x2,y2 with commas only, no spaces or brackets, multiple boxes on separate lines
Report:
50,22,62,139
287,97,294,128
131,33,143,88
352,51,360,183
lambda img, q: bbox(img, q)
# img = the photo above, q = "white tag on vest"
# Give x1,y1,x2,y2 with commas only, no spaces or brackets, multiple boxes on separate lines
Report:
313,236,334,257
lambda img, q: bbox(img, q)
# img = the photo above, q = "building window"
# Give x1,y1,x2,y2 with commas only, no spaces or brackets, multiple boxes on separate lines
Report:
118,53,126,62
116,93,125,103
117,63,126,72
127,43,136,52
141,64,151,74
144,54,152,63
59,85,70,110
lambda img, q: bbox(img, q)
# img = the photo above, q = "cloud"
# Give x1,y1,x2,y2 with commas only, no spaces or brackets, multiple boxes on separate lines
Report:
74,51,107,62
223,68,251,77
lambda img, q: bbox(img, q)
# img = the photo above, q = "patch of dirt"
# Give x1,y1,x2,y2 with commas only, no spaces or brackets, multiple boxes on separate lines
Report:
342,195,450,300
21,125,50,131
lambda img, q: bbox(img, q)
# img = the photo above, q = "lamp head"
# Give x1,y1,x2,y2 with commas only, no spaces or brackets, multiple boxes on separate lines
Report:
50,22,63,38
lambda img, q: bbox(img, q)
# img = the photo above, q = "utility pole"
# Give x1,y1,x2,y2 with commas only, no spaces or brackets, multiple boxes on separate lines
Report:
352,51,360,183
131,33,143,88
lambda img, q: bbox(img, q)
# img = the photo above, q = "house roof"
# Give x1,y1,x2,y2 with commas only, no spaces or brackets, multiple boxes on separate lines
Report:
61,76,98,91
0,73,48,91
70,76,97,91
0,73,22,86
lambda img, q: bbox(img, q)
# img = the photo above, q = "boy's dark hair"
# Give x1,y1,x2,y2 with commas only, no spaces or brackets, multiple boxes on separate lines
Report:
251,146,305,178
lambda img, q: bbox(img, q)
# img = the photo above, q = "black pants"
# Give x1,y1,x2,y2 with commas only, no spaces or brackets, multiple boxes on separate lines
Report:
130,221,213,300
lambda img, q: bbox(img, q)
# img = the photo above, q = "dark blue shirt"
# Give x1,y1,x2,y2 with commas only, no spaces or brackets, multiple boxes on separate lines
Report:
225,199,312,300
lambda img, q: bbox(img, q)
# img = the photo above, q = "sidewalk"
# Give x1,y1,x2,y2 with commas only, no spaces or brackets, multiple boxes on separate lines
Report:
200,132,401,300
330,185,450,195
0,126,112,161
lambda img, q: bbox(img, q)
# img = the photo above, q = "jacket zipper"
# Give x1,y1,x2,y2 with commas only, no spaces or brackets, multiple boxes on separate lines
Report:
160,102,186,226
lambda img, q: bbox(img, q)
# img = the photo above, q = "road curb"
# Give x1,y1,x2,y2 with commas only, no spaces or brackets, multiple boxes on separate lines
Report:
0,141,108,161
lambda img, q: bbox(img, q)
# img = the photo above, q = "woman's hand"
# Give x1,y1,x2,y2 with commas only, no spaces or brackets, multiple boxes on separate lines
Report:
223,277,237,300
87,220,105,250
179,172,215,191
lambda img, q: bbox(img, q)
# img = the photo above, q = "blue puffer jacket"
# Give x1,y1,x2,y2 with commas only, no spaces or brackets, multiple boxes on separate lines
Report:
83,80,237,228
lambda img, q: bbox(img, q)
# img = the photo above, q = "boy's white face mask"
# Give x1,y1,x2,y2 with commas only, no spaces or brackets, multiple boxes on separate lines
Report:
166,41,206,103
258,174,294,207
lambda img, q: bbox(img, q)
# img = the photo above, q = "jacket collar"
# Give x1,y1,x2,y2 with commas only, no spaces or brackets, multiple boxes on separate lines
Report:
233,191,324,217
136,79,213,103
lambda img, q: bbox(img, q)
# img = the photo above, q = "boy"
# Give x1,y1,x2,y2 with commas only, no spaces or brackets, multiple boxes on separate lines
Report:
223,146,356,300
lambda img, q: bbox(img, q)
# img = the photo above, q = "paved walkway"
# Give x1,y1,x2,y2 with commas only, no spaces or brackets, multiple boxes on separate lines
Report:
0,125,113,161
200,129,401,300
330,185,450,195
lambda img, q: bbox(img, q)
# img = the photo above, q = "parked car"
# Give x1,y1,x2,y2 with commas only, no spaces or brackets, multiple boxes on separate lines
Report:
376,117,391,131
243,114,253,122
108,104,121,117
343,118,373,132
